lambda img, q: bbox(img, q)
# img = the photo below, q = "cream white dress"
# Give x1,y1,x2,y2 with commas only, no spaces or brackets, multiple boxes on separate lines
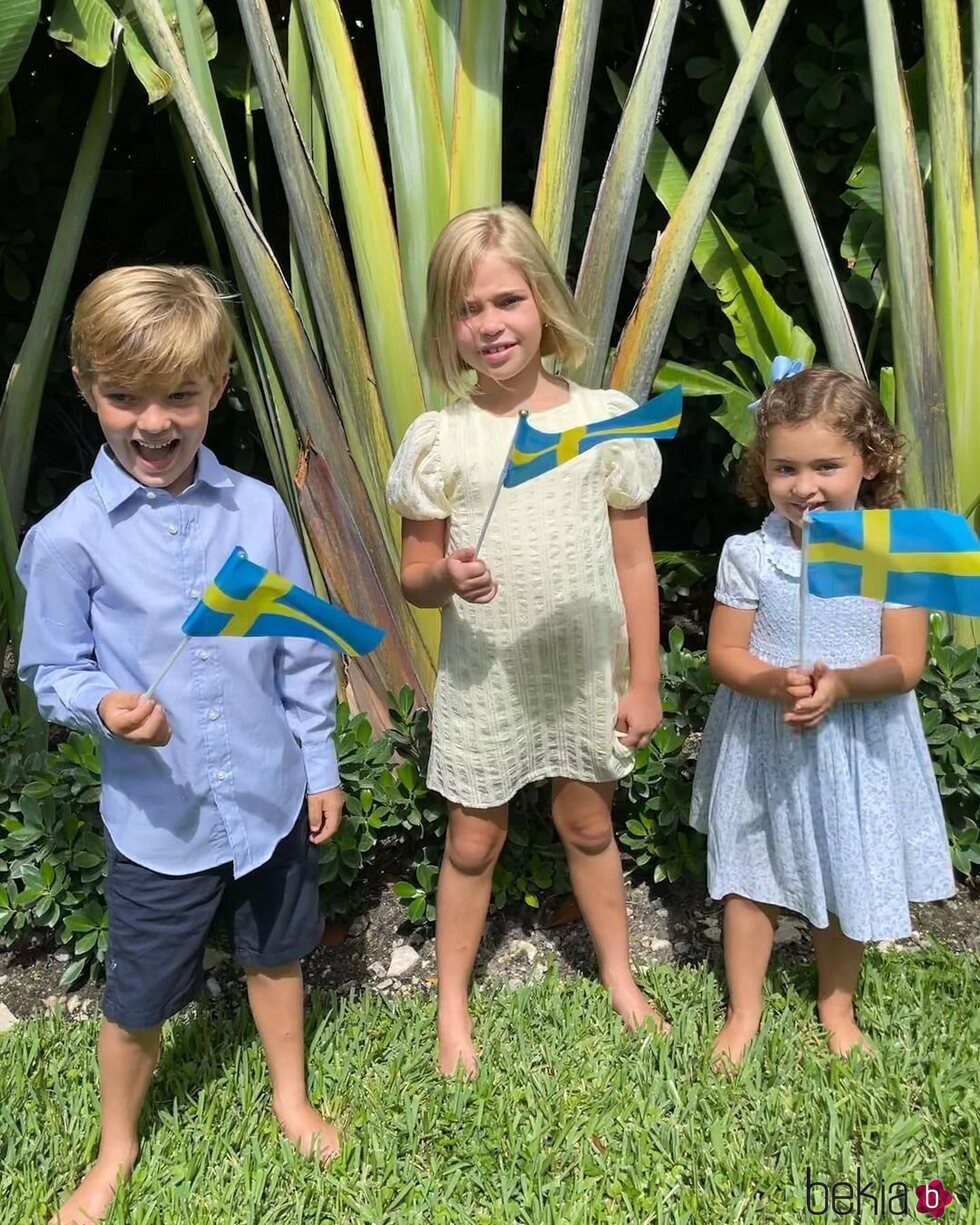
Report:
386,383,662,808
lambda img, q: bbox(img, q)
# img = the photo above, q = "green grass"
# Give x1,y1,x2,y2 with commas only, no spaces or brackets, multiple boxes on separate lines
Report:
2,949,978,1223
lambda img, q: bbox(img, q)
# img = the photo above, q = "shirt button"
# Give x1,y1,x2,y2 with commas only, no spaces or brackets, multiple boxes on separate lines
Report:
146,491,156,500
208,709,219,721
168,523,179,535
190,588,200,598
198,649,210,660
216,770,227,781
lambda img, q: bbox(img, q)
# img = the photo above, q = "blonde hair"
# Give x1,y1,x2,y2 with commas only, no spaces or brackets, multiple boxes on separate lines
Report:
71,264,233,389
738,366,905,509
424,204,590,397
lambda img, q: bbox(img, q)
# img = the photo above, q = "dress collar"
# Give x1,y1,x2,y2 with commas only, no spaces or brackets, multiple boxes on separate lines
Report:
760,510,801,578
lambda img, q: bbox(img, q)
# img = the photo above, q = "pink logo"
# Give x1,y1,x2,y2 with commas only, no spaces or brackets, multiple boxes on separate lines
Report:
916,1179,953,1218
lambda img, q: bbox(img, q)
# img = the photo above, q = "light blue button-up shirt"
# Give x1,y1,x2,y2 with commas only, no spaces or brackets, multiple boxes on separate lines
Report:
17,445,339,878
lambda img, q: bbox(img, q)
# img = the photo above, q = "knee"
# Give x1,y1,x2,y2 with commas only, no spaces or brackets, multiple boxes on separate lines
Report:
445,826,506,876
556,814,614,856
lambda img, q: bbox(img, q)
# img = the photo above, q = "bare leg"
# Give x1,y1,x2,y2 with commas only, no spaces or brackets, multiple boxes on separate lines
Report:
810,915,871,1056
49,1020,159,1225
551,779,668,1034
245,961,339,1160
435,802,509,1076
714,895,779,1067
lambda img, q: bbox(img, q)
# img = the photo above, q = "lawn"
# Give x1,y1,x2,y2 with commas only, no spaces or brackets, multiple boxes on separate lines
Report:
2,949,977,1223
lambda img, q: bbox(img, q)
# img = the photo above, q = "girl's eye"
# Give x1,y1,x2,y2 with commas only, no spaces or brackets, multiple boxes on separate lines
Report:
501,295,522,307
459,303,479,318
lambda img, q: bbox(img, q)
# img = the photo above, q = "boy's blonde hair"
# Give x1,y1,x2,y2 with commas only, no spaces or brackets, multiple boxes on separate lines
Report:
424,204,590,398
71,264,233,389
738,366,905,509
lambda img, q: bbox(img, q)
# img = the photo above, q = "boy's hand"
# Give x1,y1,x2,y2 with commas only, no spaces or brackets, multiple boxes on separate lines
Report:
614,684,663,749
445,546,497,604
98,691,171,745
784,660,843,730
308,786,345,845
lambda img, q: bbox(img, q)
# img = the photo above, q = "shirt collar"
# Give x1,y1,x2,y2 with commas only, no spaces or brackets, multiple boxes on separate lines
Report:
92,444,234,512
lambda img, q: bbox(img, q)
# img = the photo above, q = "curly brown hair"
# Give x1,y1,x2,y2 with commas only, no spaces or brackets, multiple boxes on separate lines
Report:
736,366,904,509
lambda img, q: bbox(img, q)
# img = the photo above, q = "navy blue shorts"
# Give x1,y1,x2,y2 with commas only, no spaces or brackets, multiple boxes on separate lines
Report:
102,809,323,1030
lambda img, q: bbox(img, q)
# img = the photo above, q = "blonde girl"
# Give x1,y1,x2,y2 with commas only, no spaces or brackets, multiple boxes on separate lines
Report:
386,205,669,1075
690,366,955,1065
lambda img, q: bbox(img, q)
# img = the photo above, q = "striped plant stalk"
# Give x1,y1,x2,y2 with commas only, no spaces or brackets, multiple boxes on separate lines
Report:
922,0,980,527
0,63,127,530
571,0,682,387
862,0,954,512
531,0,604,277
611,0,792,399
130,0,433,695
372,0,449,377
448,0,505,214
294,0,423,449
716,0,865,381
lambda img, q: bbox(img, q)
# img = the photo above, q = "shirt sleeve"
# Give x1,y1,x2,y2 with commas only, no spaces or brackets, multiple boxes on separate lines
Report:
16,526,119,740
386,412,450,520
598,390,664,509
714,534,761,610
271,497,341,793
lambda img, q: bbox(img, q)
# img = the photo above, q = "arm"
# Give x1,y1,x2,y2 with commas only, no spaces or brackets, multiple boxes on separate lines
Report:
609,506,662,747
707,603,808,704
16,529,169,744
400,517,497,609
785,606,928,728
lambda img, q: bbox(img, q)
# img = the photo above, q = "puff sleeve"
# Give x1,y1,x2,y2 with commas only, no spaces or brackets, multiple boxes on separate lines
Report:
598,390,664,509
714,534,762,610
386,411,450,520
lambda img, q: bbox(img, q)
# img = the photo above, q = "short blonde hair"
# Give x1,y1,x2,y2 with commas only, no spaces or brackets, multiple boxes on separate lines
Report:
71,264,233,389
424,204,590,398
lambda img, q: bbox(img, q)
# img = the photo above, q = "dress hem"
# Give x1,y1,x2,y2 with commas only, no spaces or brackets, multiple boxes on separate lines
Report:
427,761,634,809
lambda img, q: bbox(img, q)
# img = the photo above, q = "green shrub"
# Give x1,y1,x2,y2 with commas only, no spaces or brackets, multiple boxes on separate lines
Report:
0,718,105,988
3,623,979,984
918,625,980,876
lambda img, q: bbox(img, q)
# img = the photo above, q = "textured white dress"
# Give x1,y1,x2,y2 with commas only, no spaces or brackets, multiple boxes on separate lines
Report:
689,512,955,941
386,383,662,807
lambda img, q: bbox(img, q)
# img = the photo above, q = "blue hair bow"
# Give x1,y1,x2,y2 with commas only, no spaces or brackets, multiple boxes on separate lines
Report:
748,355,805,413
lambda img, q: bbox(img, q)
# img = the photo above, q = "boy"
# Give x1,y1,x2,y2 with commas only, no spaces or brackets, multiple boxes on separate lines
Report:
17,265,344,1225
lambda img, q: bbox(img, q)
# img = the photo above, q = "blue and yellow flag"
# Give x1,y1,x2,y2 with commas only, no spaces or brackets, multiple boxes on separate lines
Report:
502,385,682,489
182,547,385,656
806,508,980,614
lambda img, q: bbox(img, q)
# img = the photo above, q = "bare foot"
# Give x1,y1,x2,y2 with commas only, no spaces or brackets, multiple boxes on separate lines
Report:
820,1011,873,1057
711,1009,761,1070
273,1098,341,1161
608,982,671,1035
437,1011,478,1078
49,1147,137,1225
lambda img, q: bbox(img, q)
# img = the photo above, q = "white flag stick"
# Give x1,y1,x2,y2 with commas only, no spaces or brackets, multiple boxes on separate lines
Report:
143,636,191,700
474,411,526,558
798,512,810,666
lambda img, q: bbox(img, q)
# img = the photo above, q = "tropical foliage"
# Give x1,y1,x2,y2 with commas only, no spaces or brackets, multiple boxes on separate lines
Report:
1,0,978,719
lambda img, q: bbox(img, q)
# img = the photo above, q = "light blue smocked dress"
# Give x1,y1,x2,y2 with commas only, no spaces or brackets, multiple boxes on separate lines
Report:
689,512,955,942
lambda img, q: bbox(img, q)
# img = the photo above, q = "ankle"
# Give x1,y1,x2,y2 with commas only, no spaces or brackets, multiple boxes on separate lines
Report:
817,999,856,1025
272,1088,312,1117
94,1139,139,1172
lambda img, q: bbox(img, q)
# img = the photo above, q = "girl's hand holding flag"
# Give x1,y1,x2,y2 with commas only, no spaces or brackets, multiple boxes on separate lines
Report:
445,546,497,604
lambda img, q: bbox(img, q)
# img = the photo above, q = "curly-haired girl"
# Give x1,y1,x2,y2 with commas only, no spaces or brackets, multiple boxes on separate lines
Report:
690,365,954,1065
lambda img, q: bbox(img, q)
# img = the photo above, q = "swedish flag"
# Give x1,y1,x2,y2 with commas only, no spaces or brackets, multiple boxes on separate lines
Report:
502,385,682,489
182,547,385,656
807,509,980,614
